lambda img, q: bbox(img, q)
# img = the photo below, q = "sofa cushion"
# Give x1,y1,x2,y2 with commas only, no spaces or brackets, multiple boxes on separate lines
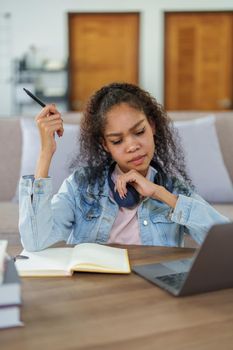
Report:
15,118,80,199
0,113,81,202
169,111,233,184
215,114,233,183
174,116,233,203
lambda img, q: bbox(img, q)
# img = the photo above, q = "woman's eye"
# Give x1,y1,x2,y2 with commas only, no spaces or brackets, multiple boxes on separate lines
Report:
111,139,122,145
136,127,145,135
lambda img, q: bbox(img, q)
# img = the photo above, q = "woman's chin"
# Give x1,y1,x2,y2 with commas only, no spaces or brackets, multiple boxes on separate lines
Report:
131,164,150,176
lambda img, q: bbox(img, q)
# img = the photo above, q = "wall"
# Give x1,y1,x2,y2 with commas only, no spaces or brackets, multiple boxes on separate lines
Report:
1,0,233,116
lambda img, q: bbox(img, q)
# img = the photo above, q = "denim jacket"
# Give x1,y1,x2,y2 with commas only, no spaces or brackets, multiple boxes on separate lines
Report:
19,167,229,251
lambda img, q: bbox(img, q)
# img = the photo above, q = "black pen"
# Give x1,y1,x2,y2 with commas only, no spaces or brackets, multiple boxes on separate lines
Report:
23,88,46,108
23,87,63,137
13,255,29,262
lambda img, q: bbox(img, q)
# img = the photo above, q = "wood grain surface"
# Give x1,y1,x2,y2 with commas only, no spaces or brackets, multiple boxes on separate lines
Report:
1,232,233,350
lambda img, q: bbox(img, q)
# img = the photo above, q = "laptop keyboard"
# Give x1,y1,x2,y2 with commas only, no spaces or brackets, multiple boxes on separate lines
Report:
156,272,188,290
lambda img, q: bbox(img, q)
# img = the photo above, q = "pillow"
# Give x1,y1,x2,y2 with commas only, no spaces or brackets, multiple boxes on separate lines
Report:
174,115,233,203
14,118,80,199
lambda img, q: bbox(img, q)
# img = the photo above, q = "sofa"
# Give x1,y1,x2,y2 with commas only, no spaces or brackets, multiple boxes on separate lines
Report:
0,111,232,248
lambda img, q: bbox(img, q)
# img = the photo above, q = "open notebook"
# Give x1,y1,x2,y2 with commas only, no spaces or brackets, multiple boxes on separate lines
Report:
15,243,131,277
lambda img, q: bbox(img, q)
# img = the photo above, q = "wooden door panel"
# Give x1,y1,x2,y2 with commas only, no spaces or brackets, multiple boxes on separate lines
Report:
165,13,233,110
69,13,139,110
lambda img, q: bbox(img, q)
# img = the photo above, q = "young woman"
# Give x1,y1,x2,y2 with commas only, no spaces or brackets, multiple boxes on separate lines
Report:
19,82,229,251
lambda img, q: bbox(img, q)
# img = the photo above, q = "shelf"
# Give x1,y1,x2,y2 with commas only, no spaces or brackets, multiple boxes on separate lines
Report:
18,68,67,74
13,61,69,114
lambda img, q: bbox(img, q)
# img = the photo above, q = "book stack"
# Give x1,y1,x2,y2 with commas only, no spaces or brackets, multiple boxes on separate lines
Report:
0,240,22,329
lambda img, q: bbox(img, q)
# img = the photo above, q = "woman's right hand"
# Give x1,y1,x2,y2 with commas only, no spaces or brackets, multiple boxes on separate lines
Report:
35,104,64,179
36,104,64,156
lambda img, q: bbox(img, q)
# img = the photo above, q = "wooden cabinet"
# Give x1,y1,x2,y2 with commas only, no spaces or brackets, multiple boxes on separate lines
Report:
68,13,139,111
165,12,233,110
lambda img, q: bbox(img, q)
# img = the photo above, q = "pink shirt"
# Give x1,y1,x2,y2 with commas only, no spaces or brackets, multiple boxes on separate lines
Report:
107,165,153,245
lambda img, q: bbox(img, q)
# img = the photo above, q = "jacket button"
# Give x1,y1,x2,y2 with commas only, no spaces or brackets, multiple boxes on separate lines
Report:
143,220,148,226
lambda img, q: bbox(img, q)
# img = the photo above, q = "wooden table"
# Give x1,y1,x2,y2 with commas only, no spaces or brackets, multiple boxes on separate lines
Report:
1,233,233,350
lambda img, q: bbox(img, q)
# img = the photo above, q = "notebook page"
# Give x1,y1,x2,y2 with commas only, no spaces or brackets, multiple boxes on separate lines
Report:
70,243,130,272
15,248,74,276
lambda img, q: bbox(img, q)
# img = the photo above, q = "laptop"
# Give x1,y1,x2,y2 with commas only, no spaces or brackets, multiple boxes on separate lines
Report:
132,222,233,296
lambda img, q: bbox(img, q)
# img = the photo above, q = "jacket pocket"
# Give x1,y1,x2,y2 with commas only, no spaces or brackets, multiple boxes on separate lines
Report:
149,208,181,246
149,207,171,224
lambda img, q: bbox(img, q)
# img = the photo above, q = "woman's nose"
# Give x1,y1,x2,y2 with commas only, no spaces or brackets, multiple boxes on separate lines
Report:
126,143,140,153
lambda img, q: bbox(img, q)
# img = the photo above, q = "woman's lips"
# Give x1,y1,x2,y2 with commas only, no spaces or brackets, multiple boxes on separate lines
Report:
130,155,146,166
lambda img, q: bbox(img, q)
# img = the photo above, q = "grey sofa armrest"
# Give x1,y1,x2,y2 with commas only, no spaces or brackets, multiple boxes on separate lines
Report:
0,118,22,201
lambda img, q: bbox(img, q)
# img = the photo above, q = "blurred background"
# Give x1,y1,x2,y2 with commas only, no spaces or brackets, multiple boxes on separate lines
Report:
0,0,233,117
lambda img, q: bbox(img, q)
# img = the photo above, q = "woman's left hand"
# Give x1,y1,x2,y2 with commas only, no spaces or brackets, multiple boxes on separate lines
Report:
115,169,159,199
115,169,178,208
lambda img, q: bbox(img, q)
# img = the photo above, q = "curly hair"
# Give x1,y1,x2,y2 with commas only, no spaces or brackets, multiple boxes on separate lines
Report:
72,82,192,190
